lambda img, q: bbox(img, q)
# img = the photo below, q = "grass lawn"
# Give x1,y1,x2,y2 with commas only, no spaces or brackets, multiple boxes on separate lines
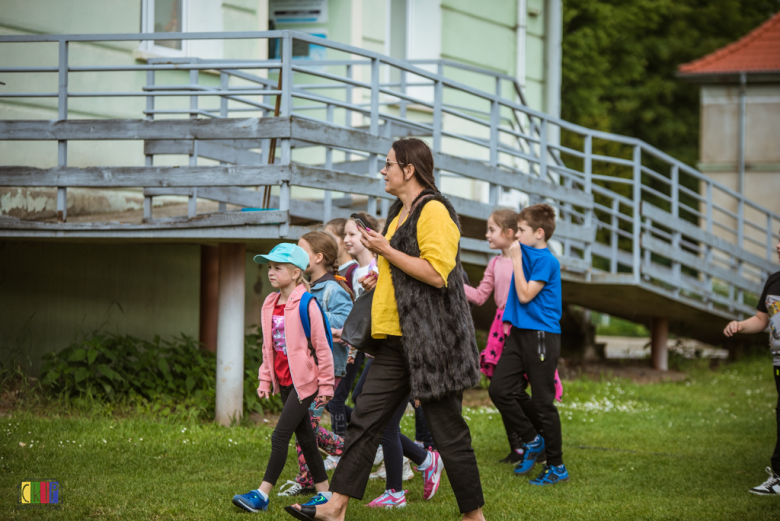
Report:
1,356,779,520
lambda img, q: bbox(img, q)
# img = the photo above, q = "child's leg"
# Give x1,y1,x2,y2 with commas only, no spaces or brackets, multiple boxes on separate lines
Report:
330,353,364,437
380,398,408,492
772,367,780,474
295,413,320,488
489,328,537,444
293,397,330,489
522,331,563,466
262,387,318,488
414,402,436,450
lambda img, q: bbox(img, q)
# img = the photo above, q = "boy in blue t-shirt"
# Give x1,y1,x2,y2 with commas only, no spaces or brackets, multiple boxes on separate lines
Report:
488,203,568,485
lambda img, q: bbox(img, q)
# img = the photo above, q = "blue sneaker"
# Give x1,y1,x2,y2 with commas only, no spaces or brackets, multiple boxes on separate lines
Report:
530,464,570,485
513,436,545,475
232,489,269,512
284,492,329,520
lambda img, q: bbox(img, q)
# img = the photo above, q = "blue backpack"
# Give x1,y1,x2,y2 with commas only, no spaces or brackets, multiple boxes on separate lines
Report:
299,292,334,366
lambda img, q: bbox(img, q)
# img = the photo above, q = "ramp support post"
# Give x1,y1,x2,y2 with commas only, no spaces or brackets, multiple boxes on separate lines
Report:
199,245,219,353
651,317,668,371
215,243,246,426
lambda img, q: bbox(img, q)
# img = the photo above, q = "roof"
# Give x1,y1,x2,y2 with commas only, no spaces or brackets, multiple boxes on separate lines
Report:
678,12,780,77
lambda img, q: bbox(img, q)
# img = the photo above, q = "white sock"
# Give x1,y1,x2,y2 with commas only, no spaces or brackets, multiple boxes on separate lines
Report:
328,455,341,462
417,451,433,470
319,491,333,500
388,489,404,498
256,489,269,501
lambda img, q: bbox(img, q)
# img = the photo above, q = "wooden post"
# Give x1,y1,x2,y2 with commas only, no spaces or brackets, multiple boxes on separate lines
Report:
215,243,246,426
651,317,668,371
199,245,219,353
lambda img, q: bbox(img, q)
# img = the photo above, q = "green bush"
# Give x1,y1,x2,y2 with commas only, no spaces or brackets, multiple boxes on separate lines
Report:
39,328,284,418
40,333,216,408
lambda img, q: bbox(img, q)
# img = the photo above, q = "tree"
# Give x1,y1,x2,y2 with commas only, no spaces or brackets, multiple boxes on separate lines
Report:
561,0,779,168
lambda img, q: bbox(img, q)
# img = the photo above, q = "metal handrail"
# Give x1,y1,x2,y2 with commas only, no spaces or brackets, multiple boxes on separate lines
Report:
1,30,778,321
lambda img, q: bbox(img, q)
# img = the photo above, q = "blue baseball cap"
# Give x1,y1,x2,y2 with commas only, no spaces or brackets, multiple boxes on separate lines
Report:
253,243,309,271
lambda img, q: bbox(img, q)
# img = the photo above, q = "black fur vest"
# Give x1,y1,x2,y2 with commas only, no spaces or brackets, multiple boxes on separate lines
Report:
382,189,481,402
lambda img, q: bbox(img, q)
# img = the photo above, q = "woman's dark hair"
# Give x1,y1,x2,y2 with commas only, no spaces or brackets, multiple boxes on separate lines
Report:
391,138,438,193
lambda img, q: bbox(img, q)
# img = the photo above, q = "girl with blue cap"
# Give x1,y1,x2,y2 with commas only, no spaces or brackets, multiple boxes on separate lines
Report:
232,243,335,514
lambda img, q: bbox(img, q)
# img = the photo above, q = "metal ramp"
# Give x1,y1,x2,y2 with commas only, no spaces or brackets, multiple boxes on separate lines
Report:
1,30,779,346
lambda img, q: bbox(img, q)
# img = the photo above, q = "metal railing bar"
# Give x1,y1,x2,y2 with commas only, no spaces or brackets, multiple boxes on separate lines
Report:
640,164,672,185
0,67,59,73
677,183,707,202
641,185,673,203
143,109,222,118
290,64,373,90
591,154,635,168
64,90,277,97
377,87,434,109
591,174,633,185
70,62,282,72
0,93,58,98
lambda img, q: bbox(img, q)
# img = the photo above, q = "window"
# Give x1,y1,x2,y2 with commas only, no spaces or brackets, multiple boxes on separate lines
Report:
140,0,189,56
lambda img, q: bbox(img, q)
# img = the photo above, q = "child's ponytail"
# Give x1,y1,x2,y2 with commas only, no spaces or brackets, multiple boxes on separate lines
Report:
301,231,355,300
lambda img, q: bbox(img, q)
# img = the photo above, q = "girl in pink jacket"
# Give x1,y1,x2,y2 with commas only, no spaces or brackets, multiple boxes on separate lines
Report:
232,243,335,515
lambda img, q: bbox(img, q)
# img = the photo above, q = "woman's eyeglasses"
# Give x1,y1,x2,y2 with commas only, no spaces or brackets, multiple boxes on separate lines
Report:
384,159,401,170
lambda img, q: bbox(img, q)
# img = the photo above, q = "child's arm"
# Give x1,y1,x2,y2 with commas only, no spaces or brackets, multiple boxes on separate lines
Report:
324,286,353,330
257,355,273,398
308,300,335,400
724,312,768,337
464,257,495,306
508,242,545,304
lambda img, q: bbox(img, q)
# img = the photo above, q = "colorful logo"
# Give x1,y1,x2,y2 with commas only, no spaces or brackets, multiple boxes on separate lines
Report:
18,481,60,507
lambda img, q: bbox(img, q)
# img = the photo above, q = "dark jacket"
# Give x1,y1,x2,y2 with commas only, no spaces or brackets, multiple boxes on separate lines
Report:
383,189,481,402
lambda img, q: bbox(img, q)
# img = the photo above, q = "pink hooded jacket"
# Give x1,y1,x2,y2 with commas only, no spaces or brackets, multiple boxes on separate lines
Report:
257,284,335,399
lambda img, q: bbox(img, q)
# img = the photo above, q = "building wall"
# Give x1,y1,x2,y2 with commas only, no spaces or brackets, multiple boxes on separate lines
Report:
0,241,274,376
0,0,559,371
699,83,780,256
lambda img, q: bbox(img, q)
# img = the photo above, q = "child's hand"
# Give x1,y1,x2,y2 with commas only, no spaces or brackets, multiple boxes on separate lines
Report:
358,273,378,292
347,356,355,364
508,241,522,263
257,390,271,400
332,328,343,343
316,395,332,408
724,320,742,337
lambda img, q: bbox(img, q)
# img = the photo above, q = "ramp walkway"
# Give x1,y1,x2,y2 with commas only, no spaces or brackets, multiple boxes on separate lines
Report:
1,31,778,360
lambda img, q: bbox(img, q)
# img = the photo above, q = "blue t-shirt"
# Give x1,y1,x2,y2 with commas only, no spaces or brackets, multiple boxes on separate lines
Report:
503,244,562,334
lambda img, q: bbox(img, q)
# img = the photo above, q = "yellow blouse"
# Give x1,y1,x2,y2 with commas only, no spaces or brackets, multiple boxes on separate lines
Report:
371,200,461,338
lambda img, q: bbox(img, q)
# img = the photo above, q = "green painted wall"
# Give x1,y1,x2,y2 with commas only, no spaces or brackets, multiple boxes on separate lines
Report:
0,242,200,376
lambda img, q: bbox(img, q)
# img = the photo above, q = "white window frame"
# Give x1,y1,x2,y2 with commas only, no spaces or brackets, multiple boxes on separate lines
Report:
140,0,190,57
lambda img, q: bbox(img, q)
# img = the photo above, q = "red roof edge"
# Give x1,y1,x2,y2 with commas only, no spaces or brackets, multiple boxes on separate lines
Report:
678,12,780,75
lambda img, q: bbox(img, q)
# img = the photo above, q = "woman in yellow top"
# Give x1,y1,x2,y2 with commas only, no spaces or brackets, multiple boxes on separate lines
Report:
288,138,485,521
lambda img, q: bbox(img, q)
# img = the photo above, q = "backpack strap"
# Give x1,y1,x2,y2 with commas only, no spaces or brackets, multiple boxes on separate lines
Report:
345,263,358,293
298,292,334,366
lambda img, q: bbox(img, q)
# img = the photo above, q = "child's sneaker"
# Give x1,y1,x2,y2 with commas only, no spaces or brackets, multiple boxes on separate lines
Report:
277,480,314,497
369,461,386,480
232,489,269,512
366,489,407,508
324,454,340,472
499,448,523,464
749,467,780,495
529,464,570,486
402,457,414,481
373,446,384,465
421,451,445,500
513,436,545,475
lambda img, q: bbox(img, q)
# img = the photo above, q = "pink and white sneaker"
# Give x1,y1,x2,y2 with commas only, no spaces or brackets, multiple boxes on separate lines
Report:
421,451,445,500
366,489,407,509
